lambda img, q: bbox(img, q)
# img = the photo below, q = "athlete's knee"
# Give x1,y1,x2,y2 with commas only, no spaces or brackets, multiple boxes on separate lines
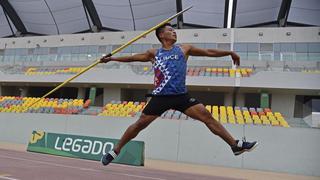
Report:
134,114,154,130
202,117,216,127
134,121,148,130
198,110,214,124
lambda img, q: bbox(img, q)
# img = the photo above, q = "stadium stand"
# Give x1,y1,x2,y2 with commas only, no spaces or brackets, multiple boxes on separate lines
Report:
0,96,289,127
24,67,85,75
96,100,289,127
0,96,85,115
141,66,253,77
1,65,255,78
98,101,146,117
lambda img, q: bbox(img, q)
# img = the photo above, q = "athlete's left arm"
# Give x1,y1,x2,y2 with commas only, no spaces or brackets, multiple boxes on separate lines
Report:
182,44,240,66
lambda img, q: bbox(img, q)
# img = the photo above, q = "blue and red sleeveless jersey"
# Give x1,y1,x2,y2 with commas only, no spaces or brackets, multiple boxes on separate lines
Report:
152,45,187,95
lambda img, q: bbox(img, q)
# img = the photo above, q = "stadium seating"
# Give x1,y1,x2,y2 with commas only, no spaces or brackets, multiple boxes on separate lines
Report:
24,67,85,75
98,101,146,117
99,101,290,127
0,96,85,115
120,65,254,77
5,64,318,78
3,64,316,76
0,96,289,127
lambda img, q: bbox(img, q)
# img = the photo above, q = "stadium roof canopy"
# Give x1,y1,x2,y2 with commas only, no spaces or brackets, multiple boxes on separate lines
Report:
0,0,319,38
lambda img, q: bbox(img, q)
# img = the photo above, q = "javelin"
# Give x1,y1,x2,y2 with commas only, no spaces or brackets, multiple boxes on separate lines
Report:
29,6,193,107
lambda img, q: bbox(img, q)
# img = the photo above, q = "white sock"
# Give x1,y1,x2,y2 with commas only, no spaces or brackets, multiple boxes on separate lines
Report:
109,150,118,159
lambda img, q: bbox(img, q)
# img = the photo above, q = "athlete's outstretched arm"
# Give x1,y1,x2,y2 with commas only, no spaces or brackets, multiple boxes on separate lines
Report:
100,49,155,63
183,44,240,66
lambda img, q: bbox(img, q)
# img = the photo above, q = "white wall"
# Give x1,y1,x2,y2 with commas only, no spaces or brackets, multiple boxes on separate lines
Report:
271,93,296,118
0,113,319,176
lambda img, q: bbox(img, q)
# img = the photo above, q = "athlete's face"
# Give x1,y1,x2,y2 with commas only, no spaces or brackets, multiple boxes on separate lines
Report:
160,26,177,43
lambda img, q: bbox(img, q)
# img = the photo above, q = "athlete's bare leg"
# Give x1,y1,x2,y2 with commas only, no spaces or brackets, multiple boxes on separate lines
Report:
184,104,237,146
113,113,158,154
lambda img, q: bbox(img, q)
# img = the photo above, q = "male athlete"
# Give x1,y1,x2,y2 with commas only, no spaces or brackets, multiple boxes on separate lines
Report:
100,23,258,165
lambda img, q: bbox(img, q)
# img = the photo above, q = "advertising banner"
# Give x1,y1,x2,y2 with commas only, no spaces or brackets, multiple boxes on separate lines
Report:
27,130,144,166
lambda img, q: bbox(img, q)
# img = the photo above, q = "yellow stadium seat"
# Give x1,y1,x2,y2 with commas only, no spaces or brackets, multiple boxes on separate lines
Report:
266,112,273,116
219,106,226,114
227,106,233,111
271,120,280,126
274,112,283,117
228,117,236,124
143,67,149,71
277,117,284,122
212,114,219,121
241,68,248,77
220,116,227,124
261,116,270,125
279,120,290,127
236,117,245,125
212,106,218,113
253,115,261,124
253,119,262,124
245,117,253,124
229,69,235,77
205,105,211,113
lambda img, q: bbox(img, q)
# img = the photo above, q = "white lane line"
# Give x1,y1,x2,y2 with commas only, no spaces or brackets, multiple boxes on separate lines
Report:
0,176,20,180
109,172,166,180
0,155,166,180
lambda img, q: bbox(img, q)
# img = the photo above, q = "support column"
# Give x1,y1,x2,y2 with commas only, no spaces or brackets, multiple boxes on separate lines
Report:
224,92,233,106
88,87,97,105
236,93,245,107
260,92,270,108
77,87,86,99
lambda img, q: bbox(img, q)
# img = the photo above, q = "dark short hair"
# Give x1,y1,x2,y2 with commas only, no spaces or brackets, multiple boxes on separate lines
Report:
155,23,172,42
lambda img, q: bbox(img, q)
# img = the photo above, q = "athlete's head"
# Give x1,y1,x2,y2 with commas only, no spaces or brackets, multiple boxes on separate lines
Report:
155,23,177,44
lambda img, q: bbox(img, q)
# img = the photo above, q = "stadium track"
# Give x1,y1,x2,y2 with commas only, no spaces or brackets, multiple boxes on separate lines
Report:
0,149,238,180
